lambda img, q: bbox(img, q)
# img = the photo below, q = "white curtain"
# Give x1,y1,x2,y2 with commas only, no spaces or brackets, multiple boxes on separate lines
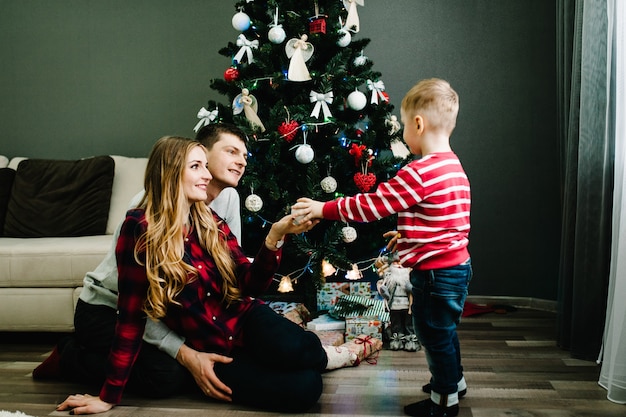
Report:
598,0,626,405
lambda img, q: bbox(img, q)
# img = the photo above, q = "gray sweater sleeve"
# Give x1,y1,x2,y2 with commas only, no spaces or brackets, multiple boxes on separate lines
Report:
209,187,242,244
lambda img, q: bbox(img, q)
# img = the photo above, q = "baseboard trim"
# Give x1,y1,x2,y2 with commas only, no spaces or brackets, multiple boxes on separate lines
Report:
466,295,557,313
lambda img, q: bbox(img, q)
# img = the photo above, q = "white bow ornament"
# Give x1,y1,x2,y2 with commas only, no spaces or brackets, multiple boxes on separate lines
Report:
309,90,334,119
234,34,259,64
193,107,218,132
367,79,388,104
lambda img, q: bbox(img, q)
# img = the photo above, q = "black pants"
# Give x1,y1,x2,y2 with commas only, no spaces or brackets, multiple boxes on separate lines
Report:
59,299,193,398
214,303,326,412
389,309,415,335
61,300,325,412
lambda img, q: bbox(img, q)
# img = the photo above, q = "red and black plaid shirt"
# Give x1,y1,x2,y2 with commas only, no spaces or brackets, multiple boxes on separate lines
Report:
100,208,281,404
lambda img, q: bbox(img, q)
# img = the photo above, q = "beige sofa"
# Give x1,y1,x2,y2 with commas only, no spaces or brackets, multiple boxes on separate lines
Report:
0,155,147,331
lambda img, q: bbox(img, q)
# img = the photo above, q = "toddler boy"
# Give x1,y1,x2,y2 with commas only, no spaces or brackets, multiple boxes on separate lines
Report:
292,78,471,417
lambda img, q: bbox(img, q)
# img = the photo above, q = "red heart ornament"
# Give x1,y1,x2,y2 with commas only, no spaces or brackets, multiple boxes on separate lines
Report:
354,172,376,192
278,120,299,142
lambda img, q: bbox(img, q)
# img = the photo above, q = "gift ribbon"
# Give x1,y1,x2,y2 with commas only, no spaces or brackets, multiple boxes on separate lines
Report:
309,90,333,119
355,334,379,365
349,143,366,166
367,79,388,104
234,34,258,64
193,107,218,132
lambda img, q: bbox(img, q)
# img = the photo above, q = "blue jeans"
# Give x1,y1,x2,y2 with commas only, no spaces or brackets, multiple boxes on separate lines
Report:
410,260,472,396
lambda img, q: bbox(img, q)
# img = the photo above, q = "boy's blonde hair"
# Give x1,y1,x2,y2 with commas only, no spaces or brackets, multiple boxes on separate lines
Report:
401,78,459,134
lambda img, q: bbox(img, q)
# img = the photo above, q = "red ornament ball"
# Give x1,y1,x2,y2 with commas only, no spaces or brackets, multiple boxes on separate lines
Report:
278,120,300,142
224,67,239,82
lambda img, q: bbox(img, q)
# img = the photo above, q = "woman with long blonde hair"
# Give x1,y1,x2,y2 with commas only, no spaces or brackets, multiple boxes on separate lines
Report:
58,136,353,415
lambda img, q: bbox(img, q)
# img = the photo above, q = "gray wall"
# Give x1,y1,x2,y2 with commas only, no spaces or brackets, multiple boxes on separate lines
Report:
0,1,560,300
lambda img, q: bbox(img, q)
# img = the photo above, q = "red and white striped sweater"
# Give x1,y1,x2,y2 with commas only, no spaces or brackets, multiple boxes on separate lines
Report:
322,151,471,270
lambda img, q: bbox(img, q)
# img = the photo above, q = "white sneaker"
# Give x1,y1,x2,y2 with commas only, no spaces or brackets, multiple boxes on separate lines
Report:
403,334,421,352
390,333,405,351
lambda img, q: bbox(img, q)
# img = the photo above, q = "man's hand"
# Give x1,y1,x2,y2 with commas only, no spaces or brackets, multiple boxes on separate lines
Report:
176,344,233,402
56,393,113,415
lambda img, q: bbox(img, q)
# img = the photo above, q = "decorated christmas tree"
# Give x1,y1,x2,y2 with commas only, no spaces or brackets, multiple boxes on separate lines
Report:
194,0,410,304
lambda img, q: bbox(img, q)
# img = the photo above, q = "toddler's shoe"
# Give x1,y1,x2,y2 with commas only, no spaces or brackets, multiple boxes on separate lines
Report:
404,398,459,417
403,334,421,352
389,333,405,351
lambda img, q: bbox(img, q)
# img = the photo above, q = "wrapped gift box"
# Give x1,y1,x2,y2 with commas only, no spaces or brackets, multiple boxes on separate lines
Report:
345,316,384,342
268,301,311,327
310,329,344,346
340,334,383,364
317,282,373,311
349,282,372,298
331,295,390,323
307,313,345,331
316,282,350,311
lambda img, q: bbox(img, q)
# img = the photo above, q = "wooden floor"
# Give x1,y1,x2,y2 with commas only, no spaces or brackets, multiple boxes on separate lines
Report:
1,308,624,417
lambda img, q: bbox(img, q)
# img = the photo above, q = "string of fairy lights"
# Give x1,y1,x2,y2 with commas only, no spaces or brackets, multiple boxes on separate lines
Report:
251,213,386,292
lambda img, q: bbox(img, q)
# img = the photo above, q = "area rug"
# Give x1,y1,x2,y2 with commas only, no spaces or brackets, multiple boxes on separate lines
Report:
0,411,35,417
462,301,517,317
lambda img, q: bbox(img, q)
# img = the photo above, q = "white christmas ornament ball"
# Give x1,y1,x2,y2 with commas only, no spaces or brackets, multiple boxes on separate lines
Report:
232,11,251,32
320,176,338,193
342,226,357,243
295,144,315,164
347,90,367,111
354,54,369,66
337,29,352,47
268,26,286,44
244,193,263,212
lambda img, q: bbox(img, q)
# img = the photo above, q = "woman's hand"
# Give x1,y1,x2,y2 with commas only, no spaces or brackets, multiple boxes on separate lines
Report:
265,212,319,250
177,345,233,402
56,394,113,415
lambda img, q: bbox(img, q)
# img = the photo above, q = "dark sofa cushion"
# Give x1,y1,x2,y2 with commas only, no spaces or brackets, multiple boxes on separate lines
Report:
0,167,16,235
4,156,115,237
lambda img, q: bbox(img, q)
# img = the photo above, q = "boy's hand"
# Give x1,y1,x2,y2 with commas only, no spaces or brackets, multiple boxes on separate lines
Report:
291,198,324,223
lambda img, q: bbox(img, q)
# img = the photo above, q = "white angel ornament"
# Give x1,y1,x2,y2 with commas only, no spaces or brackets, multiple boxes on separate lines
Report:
343,0,364,33
285,35,314,82
233,88,266,132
